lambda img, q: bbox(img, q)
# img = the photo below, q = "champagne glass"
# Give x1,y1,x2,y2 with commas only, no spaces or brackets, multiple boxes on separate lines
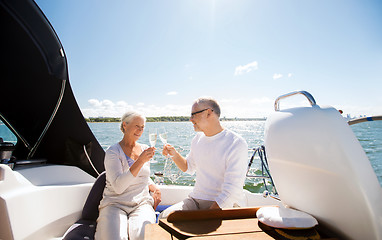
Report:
148,128,157,163
148,128,157,147
159,127,168,145
159,127,183,183
159,127,172,181
159,127,170,159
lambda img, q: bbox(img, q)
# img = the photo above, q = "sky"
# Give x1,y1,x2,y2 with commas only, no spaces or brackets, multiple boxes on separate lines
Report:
35,0,382,118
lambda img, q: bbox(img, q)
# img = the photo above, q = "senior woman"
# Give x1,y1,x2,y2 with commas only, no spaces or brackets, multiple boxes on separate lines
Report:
95,111,161,240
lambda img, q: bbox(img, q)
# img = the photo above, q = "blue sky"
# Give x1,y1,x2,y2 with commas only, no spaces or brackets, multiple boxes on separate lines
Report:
35,0,382,118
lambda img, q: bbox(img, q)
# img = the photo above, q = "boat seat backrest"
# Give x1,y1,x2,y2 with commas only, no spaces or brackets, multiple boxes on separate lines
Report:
265,105,382,240
63,171,106,240
81,171,106,221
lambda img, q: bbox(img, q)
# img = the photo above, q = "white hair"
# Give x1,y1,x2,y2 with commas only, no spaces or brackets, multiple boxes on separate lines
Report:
120,111,146,133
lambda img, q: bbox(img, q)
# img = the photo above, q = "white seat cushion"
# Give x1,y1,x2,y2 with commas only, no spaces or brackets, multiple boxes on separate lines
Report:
256,206,318,229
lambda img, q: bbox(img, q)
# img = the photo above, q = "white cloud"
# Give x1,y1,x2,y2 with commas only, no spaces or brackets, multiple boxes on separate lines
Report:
167,91,178,95
82,99,132,118
234,61,258,75
288,73,293,78
81,99,191,118
102,99,115,108
88,99,102,108
273,73,283,79
81,97,276,119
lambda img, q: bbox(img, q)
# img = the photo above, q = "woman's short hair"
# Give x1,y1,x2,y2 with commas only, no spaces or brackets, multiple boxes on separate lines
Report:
194,97,221,117
120,111,146,133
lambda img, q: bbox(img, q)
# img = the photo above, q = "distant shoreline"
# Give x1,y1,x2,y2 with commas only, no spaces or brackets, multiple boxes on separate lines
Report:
85,116,267,123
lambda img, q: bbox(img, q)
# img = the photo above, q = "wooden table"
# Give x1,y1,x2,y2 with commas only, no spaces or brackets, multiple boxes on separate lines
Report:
144,207,336,240
145,220,275,239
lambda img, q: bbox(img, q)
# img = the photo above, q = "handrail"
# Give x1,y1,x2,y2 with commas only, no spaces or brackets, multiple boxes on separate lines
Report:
274,90,316,111
28,79,66,159
348,115,382,125
0,114,31,150
246,146,278,196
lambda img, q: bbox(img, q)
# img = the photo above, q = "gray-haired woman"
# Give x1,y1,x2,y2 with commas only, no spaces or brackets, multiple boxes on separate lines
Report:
95,111,161,240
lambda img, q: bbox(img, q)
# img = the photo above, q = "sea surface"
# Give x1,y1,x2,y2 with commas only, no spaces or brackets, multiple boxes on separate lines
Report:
1,120,381,192
88,120,382,192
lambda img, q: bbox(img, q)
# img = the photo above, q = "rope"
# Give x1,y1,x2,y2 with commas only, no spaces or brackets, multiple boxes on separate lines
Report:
83,145,100,176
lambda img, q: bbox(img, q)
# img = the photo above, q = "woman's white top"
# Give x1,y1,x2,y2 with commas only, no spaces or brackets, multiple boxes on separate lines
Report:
99,143,154,208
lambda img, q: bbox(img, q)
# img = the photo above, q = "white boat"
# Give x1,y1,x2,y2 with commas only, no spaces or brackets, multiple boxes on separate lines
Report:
1,0,382,239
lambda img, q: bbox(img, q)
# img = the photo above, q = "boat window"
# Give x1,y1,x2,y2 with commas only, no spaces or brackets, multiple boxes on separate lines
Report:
0,120,17,145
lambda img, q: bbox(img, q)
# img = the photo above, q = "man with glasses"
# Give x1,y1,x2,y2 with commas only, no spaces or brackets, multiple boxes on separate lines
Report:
159,97,248,218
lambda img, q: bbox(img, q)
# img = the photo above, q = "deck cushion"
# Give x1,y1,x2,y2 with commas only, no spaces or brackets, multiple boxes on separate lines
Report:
256,206,318,229
62,219,96,240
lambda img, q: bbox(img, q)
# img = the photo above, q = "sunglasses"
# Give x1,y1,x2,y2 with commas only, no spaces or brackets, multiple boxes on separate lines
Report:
191,108,212,117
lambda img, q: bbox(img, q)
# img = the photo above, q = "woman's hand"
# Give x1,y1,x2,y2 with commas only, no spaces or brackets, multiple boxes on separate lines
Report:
129,147,155,177
138,147,156,163
151,188,161,210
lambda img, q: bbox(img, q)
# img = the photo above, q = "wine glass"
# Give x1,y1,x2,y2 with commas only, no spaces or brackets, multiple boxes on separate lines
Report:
148,128,157,163
159,127,182,183
159,127,168,145
148,128,157,147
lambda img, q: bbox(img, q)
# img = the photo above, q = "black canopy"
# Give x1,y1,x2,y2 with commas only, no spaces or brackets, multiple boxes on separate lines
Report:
0,0,104,177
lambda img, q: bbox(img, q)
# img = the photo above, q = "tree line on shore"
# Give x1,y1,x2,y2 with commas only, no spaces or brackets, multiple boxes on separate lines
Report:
85,116,190,122
85,116,266,122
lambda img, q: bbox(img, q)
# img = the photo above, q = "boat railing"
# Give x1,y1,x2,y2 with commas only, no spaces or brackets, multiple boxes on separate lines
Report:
246,145,279,199
274,90,316,111
348,115,382,125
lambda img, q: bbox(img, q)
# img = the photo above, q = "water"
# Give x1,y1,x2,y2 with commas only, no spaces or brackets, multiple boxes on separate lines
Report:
88,121,382,191
1,121,381,191
350,121,382,185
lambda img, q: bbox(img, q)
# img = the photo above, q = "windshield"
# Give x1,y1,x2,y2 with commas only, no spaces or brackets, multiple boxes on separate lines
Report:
0,121,17,145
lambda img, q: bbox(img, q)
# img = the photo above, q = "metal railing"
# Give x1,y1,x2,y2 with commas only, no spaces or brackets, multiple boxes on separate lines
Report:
274,90,316,111
348,116,382,125
246,145,279,200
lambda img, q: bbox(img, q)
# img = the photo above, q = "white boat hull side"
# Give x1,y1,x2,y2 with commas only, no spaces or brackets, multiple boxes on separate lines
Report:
0,164,281,240
0,165,95,240
265,105,382,240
